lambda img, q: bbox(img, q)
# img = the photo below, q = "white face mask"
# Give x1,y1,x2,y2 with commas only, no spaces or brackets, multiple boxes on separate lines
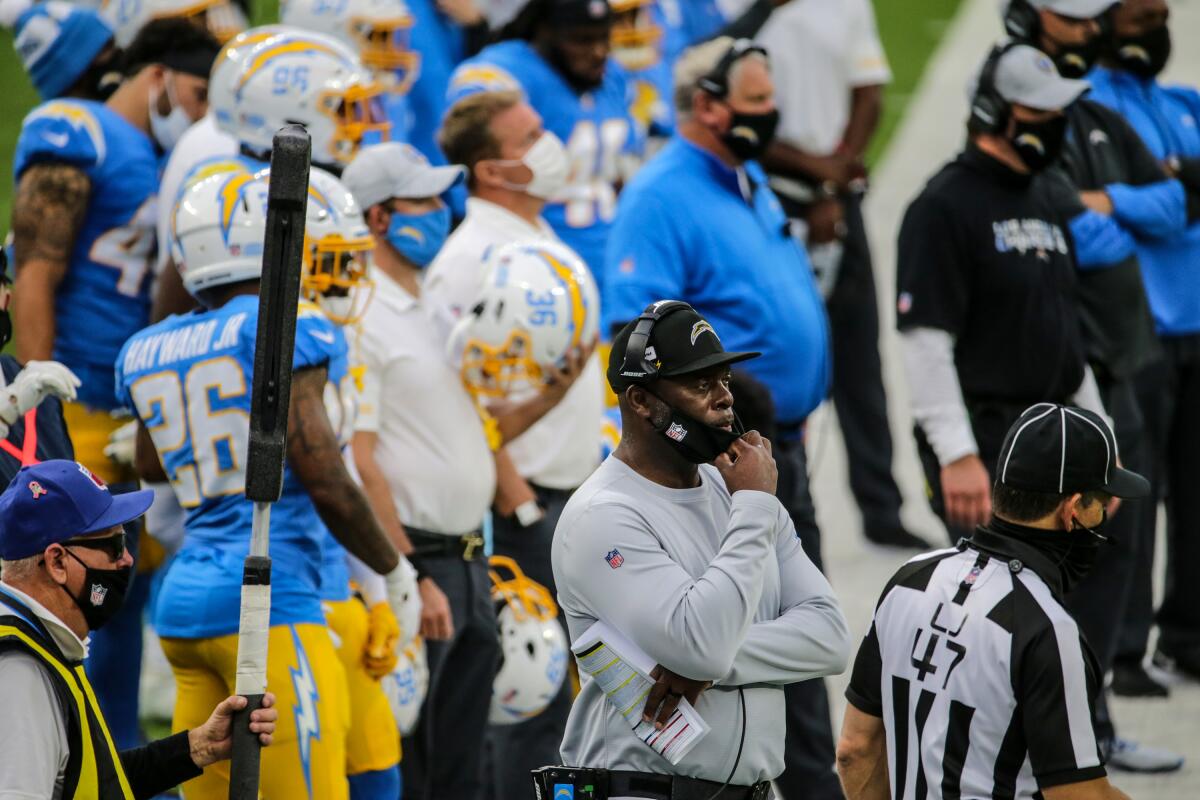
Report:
148,72,192,152
490,132,569,200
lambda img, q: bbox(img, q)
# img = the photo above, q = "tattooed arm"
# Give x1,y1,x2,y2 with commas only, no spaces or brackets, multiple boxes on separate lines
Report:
11,163,91,363
287,366,400,574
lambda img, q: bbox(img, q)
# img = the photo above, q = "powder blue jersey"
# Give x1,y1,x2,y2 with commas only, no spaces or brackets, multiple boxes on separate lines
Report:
115,296,349,638
448,40,639,289
14,99,159,410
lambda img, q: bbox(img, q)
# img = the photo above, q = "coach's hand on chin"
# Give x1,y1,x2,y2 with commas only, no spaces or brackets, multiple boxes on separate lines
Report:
714,431,778,496
187,693,279,768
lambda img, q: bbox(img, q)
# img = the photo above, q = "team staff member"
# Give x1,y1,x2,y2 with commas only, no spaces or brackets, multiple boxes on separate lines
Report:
758,0,923,553
344,145,501,800
837,405,1140,800
1005,0,1186,768
1086,0,1200,685
0,460,277,799
897,44,1109,542
550,304,850,798
603,36,839,797
428,90,604,800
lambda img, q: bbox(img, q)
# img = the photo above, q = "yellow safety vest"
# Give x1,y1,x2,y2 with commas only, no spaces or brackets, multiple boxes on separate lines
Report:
0,596,135,800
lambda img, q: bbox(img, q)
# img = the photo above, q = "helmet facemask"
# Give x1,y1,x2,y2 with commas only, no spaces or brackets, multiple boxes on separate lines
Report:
460,329,546,400
302,232,376,325
611,1,662,71
320,82,392,165
349,14,421,95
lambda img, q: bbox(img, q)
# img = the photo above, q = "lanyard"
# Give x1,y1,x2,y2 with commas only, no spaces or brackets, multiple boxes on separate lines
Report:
0,408,40,466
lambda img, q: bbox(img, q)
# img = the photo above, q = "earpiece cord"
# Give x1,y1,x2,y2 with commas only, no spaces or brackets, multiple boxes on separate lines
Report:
701,687,747,800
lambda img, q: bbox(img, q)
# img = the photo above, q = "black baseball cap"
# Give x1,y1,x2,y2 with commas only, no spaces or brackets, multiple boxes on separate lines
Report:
996,403,1149,498
548,0,613,26
607,302,759,392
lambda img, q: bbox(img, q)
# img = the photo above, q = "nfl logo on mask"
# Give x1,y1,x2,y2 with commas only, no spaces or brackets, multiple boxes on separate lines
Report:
605,549,624,569
666,422,688,442
90,583,108,606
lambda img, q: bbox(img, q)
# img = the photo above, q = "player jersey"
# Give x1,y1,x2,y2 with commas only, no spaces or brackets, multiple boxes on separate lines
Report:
13,99,160,411
115,295,350,638
448,40,639,288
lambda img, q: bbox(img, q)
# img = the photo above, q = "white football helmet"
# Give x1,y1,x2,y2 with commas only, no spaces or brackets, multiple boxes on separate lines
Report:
488,556,569,726
449,240,599,399
230,30,390,168
171,165,270,294
302,167,375,325
280,0,419,95
103,0,246,47
209,25,291,137
382,637,429,736
611,0,662,72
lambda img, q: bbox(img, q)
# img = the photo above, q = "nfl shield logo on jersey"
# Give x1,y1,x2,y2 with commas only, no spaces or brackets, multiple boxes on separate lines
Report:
605,549,624,569
89,583,108,606
666,422,688,442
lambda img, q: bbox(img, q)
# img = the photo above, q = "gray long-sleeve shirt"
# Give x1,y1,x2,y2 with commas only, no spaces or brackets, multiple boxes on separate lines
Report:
551,456,851,785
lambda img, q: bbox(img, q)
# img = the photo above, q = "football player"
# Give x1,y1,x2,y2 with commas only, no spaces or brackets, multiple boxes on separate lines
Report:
611,0,673,142
117,165,413,800
447,0,639,288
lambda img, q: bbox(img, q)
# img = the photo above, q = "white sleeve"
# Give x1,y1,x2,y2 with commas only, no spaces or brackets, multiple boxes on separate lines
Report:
0,654,68,799
722,505,851,686
347,553,387,606
353,328,382,434
1068,365,1113,432
756,12,806,147
901,327,978,466
555,492,781,681
848,0,892,87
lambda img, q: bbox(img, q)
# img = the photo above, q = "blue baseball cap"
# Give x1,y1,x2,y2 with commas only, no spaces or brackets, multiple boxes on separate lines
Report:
4,0,115,100
0,460,154,560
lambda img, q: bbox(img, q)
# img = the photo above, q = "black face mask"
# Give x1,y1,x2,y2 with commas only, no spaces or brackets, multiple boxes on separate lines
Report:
1113,24,1171,79
721,107,780,162
1010,114,1068,172
73,54,123,102
60,548,132,631
0,306,11,351
1050,35,1104,79
648,392,742,464
988,513,1108,594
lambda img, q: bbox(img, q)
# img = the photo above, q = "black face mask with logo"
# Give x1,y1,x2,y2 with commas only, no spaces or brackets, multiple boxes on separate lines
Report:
1011,114,1068,172
648,391,743,464
721,108,781,162
1050,35,1105,79
1112,23,1171,79
61,548,132,631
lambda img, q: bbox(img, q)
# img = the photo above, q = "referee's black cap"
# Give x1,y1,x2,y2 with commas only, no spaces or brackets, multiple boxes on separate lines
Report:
996,403,1150,498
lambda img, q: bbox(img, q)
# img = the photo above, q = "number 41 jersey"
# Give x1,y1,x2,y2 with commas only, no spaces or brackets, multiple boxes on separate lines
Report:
447,40,639,290
14,99,159,411
115,296,349,639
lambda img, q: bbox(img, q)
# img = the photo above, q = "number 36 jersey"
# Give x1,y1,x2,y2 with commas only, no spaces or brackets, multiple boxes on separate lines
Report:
14,99,160,411
115,296,350,639
447,41,639,290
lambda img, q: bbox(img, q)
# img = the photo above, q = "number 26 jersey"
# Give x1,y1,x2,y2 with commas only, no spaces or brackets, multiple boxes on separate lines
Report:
115,296,349,638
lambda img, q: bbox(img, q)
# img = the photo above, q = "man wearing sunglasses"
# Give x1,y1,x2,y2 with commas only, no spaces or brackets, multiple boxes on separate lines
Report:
0,459,279,799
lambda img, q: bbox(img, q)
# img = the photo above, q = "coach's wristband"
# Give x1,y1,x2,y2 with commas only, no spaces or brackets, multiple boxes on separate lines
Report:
515,500,545,528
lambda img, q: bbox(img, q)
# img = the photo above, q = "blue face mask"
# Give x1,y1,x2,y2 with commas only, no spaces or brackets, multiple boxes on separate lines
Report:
386,207,450,268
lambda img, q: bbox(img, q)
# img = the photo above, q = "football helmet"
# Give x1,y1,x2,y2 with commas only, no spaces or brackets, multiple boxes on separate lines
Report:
103,0,246,47
610,0,662,72
302,167,375,325
449,240,599,399
230,30,390,168
281,0,419,95
382,637,429,736
488,556,569,726
171,165,270,294
208,25,290,137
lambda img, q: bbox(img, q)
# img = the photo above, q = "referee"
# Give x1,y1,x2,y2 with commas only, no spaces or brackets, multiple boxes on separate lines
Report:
836,404,1141,800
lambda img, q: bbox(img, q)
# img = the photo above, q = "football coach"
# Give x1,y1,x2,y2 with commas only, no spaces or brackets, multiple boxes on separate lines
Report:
0,460,278,799
546,302,850,800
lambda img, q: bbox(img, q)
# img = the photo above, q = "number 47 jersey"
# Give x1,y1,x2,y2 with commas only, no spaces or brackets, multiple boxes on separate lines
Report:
448,40,640,289
114,296,350,639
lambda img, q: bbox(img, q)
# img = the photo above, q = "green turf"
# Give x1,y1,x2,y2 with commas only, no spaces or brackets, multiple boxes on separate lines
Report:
868,0,964,166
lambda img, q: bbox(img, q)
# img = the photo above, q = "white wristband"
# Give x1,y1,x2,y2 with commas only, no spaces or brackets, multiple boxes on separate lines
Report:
515,500,544,528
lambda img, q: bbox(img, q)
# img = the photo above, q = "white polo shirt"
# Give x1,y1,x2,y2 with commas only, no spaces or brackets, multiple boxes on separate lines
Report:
156,113,238,275
758,0,892,156
424,197,604,490
353,270,496,535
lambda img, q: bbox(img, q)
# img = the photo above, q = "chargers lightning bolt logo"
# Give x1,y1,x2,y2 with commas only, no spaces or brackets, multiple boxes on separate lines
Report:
289,626,321,799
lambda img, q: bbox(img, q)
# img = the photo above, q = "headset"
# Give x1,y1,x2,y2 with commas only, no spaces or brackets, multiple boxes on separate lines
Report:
1003,0,1041,41
968,41,1019,135
696,37,768,99
618,300,693,383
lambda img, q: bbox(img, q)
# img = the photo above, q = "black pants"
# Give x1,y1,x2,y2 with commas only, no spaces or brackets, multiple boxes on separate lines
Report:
772,439,843,800
826,195,906,535
401,555,501,800
1142,335,1200,651
486,485,575,800
1063,377,1145,742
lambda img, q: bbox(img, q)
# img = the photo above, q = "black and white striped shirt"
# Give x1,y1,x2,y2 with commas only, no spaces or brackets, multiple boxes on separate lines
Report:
846,527,1106,799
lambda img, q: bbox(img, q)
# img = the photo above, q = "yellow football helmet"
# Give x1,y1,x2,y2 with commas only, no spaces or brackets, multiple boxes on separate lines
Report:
300,167,376,325
611,0,663,72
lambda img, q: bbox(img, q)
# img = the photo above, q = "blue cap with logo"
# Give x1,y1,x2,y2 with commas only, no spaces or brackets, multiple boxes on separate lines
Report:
0,460,154,560
2,0,115,100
